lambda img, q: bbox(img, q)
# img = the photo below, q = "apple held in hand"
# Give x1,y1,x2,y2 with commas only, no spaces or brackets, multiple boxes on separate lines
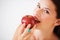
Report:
21,15,40,29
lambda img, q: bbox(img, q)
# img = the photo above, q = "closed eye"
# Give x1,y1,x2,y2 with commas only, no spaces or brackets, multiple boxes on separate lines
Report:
44,8,50,14
44,10,49,14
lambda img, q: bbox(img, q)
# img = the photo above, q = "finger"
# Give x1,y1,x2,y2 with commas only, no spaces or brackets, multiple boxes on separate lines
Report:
13,23,26,40
12,24,22,40
21,24,31,38
18,23,26,34
30,35,36,40
31,25,36,32
23,33,32,40
24,25,37,40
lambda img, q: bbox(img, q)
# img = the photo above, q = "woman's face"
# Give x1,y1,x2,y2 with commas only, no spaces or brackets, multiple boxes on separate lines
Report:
34,0,57,32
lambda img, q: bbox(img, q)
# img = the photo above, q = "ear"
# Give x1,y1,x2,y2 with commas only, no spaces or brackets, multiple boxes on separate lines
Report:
55,19,60,26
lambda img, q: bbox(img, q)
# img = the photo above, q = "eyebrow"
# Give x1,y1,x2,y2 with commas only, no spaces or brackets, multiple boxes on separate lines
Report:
37,2,41,8
45,8,50,10
37,2,51,12
37,2,49,8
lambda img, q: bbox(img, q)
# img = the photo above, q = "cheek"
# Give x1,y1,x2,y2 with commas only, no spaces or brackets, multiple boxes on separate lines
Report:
41,13,55,24
41,13,51,22
41,13,49,20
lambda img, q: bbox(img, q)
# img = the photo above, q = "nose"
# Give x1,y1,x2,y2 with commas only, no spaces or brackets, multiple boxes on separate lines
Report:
33,8,44,16
35,8,44,14
33,8,44,22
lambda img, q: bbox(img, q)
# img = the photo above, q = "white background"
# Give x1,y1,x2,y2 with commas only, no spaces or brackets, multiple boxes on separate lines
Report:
0,0,39,40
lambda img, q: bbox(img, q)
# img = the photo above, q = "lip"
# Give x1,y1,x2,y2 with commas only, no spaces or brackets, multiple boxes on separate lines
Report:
33,16,40,23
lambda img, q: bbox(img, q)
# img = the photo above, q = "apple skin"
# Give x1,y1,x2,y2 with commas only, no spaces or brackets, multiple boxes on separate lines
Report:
21,15,40,29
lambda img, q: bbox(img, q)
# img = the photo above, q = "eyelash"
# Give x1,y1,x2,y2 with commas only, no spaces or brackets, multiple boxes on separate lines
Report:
44,9,49,14
37,4,50,14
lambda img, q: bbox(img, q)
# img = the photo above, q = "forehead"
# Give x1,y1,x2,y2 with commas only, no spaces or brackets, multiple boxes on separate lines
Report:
38,0,56,10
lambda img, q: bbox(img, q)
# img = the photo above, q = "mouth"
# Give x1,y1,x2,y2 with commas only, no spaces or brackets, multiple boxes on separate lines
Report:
33,16,40,23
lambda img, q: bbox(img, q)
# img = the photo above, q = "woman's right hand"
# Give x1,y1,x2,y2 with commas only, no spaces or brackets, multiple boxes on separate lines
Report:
12,23,36,40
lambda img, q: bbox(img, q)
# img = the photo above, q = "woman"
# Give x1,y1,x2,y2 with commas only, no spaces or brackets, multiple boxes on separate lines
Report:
13,0,60,40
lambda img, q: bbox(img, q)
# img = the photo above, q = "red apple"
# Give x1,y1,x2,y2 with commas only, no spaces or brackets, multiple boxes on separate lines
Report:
21,15,40,29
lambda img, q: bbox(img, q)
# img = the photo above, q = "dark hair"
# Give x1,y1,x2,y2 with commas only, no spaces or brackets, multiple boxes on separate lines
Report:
52,0,60,19
52,0,60,38
54,26,60,38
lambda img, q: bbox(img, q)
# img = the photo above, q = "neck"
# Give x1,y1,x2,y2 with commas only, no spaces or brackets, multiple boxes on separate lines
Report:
36,27,58,40
45,33,58,40
40,30,59,40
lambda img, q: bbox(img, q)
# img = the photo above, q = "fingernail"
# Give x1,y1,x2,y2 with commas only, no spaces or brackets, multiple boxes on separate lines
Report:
27,24,31,28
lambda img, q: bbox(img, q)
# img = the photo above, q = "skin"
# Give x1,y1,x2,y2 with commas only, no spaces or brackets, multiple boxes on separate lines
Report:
33,0,59,40
13,0,60,40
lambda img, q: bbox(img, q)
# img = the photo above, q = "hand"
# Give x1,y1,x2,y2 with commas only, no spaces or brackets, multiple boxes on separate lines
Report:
12,23,36,40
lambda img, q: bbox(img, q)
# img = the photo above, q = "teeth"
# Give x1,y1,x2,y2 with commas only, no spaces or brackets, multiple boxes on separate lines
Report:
33,16,40,23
